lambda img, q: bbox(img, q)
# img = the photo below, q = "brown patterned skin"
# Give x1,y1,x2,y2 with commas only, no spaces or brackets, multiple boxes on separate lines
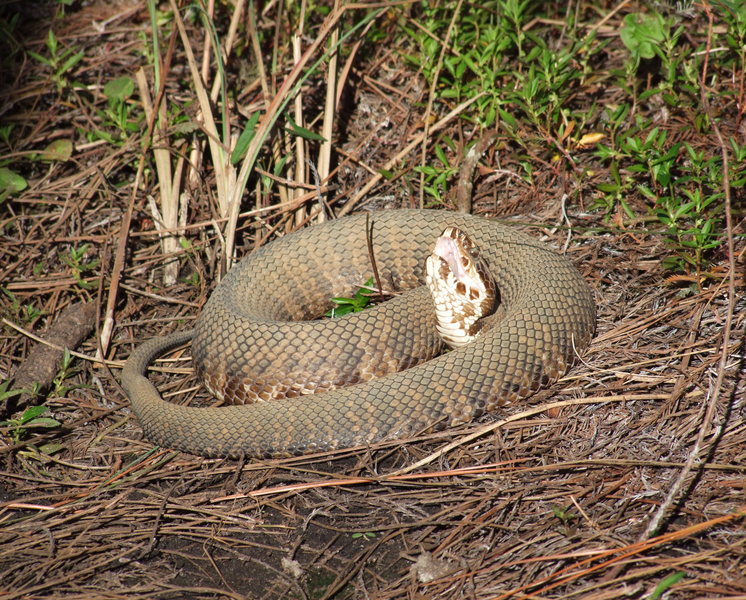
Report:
121,210,596,458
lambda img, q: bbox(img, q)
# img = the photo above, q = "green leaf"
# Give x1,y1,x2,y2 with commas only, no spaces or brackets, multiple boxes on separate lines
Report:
327,305,354,318
639,87,664,101
650,571,685,600
93,130,117,144
644,127,660,149
462,53,479,75
60,50,84,75
24,417,60,429
231,111,261,164
435,144,449,168
27,50,53,67
38,442,65,455
285,116,326,142
273,153,290,177
46,29,58,55
620,13,666,60
620,198,636,220
41,139,73,162
483,107,496,128
525,45,543,62
440,88,460,98
674,201,697,219
20,405,51,424
497,108,517,128
0,168,27,195
638,185,658,202
650,142,682,166
104,76,135,102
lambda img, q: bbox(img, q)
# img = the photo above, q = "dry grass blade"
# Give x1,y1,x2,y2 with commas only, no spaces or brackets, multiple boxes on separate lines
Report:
168,0,230,220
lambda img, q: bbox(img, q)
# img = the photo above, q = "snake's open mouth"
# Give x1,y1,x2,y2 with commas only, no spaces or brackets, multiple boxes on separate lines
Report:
425,226,498,349
432,235,482,292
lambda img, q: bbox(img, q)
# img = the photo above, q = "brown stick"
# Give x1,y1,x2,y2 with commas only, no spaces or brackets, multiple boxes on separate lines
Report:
5,302,97,417
365,214,386,305
456,130,498,214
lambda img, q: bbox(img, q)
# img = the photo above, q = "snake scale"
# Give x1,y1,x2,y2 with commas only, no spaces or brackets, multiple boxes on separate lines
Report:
121,210,596,458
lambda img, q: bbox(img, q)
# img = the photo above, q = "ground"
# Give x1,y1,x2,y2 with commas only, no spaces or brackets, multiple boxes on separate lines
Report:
0,1,745,599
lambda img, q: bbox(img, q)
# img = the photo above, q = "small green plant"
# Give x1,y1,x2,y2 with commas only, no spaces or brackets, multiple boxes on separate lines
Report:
620,13,667,62
652,191,724,276
1,287,47,324
596,122,727,279
27,29,84,93
0,123,13,147
53,348,80,397
0,380,32,422
0,9,21,62
592,159,635,218
326,277,375,318
552,505,578,537
414,136,458,205
0,167,27,203
59,244,100,290
94,76,139,144
21,304,46,323
0,396,59,446
351,531,376,540
0,384,64,460
508,33,599,135
306,568,337,600
181,272,200,286
402,0,604,192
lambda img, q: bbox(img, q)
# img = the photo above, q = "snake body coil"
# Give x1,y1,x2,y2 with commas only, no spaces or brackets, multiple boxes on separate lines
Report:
122,210,596,458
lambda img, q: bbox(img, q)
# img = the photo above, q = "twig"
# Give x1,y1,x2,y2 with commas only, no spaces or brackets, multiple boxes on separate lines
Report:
456,130,498,214
305,157,334,221
316,0,341,223
391,394,668,476
365,214,386,306
169,0,229,217
118,283,201,308
99,21,178,357
3,318,123,367
227,4,369,265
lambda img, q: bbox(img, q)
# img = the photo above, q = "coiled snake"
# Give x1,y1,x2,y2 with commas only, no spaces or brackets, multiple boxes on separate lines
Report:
122,210,596,458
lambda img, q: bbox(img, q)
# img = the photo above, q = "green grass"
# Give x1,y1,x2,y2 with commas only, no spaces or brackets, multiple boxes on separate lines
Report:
397,0,743,284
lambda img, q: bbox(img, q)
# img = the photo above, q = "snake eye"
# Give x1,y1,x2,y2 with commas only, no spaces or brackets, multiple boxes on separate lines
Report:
469,246,479,259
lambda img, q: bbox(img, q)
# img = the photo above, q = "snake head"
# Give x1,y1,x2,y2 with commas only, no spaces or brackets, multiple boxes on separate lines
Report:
425,227,498,348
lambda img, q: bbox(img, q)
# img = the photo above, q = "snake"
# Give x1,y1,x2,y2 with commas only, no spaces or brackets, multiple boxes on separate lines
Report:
121,210,596,458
